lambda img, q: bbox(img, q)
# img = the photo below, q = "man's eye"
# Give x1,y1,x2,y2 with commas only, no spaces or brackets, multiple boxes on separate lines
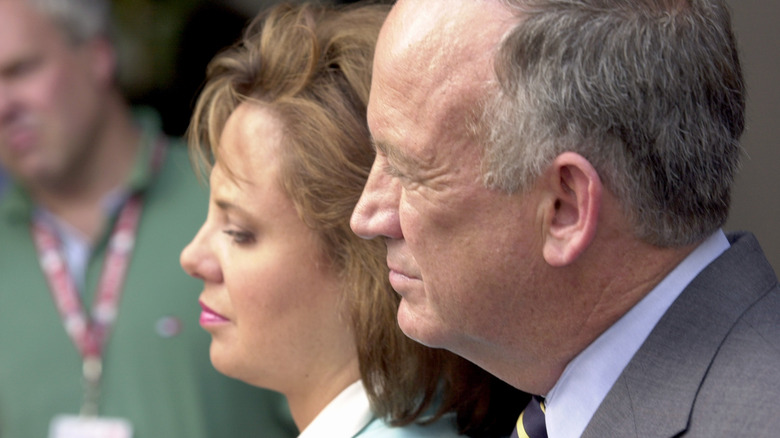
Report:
383,160,407,180
223,229,255,245
7,58,41,78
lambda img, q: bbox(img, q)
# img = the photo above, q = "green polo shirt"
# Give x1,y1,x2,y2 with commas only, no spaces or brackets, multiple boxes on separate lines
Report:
0,109,297,438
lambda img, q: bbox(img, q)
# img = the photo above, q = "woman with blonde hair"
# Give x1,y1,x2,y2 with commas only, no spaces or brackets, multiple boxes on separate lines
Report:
180,2,526,436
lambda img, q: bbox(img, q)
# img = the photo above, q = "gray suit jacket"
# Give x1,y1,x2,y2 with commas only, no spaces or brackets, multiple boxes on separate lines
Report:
582,232,780,437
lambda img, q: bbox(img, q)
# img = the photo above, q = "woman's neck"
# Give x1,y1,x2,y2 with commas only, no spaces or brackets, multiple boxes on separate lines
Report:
285,355,361,432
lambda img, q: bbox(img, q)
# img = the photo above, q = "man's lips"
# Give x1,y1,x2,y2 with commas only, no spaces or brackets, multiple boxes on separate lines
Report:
387,261,421,293
4,126,37,154
199,300,229,325
387,256,420,280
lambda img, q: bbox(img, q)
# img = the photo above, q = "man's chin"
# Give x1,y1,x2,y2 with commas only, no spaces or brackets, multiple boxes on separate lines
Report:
396,300,447,349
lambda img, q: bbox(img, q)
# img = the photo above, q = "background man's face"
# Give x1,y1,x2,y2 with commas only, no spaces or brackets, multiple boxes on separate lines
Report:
0,0,106,188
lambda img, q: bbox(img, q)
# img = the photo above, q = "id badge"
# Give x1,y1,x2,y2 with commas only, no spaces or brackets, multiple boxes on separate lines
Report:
49,414,133,438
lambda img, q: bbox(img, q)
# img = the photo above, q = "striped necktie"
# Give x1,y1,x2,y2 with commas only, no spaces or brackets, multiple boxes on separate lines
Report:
509,395,547,438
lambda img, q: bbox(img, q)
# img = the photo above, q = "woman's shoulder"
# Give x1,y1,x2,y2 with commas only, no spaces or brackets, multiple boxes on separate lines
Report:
356,413,462,438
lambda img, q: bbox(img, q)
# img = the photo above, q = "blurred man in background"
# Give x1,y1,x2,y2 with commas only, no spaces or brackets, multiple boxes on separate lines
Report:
0,0,296,436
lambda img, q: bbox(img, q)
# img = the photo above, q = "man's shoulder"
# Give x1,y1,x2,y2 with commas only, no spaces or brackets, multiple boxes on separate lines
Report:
584,232,780,437
650,230,780,382
687,284,780,435
703,279,780,381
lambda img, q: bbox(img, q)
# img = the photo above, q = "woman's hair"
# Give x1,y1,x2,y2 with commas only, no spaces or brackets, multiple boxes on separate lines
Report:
188,2,525,436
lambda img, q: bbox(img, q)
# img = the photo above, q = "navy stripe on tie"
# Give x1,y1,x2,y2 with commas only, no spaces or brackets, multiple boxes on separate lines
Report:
521,396,547,438
510,395,547,438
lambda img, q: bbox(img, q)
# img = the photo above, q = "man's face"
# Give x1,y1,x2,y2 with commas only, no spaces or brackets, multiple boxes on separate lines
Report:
351,0,548,367
0,0,108,189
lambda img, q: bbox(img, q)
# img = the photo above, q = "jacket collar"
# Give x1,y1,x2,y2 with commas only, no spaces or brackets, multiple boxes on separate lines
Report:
583,233,776,438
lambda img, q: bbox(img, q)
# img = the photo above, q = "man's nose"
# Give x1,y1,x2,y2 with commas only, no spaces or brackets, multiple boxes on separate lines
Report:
351,155,403,240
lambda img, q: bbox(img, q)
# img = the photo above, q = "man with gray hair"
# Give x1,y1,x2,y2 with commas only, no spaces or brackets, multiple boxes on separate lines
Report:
0,0,295,436
351,0,780,436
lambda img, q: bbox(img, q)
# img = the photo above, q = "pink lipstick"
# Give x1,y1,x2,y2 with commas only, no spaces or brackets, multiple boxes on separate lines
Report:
199,301,229,326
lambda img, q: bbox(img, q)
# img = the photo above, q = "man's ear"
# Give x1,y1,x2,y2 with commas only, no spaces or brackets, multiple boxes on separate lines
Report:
540,152,601,267
85,37,116,88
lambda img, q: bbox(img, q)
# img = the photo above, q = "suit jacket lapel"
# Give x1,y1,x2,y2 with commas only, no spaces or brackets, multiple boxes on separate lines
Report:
582,233,775,438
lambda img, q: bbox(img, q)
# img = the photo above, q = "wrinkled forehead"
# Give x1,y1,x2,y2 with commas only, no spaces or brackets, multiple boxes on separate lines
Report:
370,0,516,133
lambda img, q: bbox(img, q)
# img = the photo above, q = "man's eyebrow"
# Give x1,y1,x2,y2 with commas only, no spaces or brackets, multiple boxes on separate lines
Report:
373,138,417,171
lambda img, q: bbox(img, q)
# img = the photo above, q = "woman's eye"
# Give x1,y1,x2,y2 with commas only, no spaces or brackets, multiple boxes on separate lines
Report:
223,229,255,245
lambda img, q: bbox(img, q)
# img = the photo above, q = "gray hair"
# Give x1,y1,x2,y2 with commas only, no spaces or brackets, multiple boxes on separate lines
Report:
28,0,111,44
483,0,745,247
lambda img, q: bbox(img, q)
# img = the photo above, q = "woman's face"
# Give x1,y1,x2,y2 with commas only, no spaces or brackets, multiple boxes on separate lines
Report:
180,103,356,393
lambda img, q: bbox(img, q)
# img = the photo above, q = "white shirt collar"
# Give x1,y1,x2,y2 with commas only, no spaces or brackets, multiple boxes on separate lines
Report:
544,229,730,438
298,380,374,438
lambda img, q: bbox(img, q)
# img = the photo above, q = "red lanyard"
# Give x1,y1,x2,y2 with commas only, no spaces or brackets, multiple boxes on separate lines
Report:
31,194,143,361
29,138,165,416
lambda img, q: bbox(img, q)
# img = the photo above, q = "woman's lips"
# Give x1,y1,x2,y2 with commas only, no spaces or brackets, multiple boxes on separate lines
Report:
199,301,229,325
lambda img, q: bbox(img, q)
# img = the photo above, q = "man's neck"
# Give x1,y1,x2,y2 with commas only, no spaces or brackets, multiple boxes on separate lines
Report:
483,232,699,396
31,99,142,243
34,188,122,245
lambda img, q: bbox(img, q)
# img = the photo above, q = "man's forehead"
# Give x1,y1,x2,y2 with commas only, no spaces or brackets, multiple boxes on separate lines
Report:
383,3,479,60
0,1,66,55
370,0,515,133
376,0,516,88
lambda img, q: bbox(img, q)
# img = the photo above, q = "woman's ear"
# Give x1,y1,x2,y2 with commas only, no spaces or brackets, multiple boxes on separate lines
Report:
539,152,601,267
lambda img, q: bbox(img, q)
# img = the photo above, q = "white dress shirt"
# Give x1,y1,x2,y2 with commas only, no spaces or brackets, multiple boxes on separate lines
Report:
544,230,731,438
